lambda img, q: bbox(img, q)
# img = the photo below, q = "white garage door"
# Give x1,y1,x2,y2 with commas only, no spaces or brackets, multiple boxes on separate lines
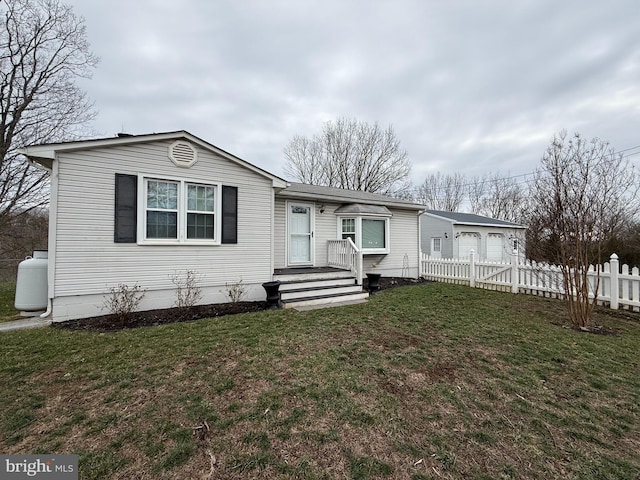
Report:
458,232,480,259
487,233,504,261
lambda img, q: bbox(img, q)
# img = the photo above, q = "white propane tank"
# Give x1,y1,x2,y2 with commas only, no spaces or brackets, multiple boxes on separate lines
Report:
14,251,48,312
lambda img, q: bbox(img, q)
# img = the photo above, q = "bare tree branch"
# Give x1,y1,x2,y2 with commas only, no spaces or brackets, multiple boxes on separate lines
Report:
528,130,639,328
0,0,98,222
283,117,411,196
414,172,466,211
468,172,528,223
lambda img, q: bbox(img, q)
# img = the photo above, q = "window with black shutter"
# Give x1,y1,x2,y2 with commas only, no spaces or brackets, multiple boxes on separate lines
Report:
114,174,137,243
115,174,238,245
221,185,238,244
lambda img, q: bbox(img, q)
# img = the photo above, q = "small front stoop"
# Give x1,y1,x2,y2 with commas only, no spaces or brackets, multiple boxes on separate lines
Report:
274,268,368,310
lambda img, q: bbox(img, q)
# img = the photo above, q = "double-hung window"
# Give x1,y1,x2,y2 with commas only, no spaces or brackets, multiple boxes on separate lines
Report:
186,184,216,239
146,180,179,239
140,176,220,244
341,218,356,243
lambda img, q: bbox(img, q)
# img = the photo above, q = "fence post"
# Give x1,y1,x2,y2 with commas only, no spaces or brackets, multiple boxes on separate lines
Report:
511,249,519,294
610,253,619,310
469,249,476,288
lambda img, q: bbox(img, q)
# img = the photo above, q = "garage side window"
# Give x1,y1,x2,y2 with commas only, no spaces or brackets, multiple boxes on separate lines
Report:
432,237,441,253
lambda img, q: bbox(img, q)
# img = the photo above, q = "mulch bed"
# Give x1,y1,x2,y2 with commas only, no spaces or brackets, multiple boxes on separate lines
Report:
52,302,267,332
53,277,428,332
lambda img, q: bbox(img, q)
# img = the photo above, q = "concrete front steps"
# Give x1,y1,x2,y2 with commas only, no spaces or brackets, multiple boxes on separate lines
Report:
273,267,368,309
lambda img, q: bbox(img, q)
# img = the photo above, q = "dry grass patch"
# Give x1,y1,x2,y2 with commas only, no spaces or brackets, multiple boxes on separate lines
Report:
1,283,639,479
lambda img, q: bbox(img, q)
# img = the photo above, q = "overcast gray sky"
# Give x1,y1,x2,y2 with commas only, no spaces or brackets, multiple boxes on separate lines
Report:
66,0,640,185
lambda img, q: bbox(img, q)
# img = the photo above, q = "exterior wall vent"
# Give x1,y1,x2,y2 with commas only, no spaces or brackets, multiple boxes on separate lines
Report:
168,140,198,168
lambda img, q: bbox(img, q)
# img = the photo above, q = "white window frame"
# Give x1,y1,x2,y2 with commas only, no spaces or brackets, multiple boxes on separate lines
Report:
137,174,222,245
337,215,390,254
432,237,442,254
340,218,356,242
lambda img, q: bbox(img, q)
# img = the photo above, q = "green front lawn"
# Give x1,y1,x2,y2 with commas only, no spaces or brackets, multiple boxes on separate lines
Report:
1,283,639,479
0,281,19,322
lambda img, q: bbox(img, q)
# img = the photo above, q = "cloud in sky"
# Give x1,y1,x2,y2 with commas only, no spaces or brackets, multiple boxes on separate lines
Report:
67,0,640,184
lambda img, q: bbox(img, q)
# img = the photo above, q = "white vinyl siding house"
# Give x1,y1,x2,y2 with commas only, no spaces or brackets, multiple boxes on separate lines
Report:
20,131,426,322
274,185,425,279
22,132,286,321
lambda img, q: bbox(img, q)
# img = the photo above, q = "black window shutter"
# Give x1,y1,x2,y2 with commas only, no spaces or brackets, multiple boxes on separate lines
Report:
114,174,137,243
221,185,238,244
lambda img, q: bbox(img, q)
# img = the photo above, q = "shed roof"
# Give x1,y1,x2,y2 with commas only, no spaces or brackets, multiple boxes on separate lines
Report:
425,210,526,228
334,204,392,216
277,183,426,211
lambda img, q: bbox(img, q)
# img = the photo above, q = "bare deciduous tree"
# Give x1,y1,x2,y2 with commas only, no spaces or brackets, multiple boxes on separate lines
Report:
284,118,411,195
0,0,98,227
529,131,638,328
468,173,528,223
415,172,466,211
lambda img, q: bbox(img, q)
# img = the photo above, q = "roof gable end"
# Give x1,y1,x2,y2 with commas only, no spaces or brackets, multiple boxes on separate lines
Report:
18,131,288,188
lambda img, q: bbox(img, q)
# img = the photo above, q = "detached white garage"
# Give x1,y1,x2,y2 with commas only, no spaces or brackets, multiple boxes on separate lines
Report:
420,211,526,261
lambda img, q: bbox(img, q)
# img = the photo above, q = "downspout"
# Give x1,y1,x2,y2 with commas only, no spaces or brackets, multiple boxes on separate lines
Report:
27,156,55,320
270,184,275,279
418,210,425,278
40,299,52,319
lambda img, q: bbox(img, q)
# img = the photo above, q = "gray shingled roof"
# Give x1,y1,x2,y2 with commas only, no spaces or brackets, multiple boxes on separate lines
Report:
426,210,525,228
334,204,392,215
277,183,427,210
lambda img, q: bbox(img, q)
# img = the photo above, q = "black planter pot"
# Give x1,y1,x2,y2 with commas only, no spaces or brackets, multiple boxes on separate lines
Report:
262,280,281,309
366,273,382,294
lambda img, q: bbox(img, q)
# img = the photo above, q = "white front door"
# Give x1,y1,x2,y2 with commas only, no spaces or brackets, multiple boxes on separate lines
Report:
288,202,314,265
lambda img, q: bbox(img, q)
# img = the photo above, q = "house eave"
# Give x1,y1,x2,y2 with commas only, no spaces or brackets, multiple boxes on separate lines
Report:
452,222,527,229
276,189,426,211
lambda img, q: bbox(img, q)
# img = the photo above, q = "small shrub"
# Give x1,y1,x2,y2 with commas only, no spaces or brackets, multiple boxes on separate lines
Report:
223,279,247,303
170,270,203,309
102,283,145,324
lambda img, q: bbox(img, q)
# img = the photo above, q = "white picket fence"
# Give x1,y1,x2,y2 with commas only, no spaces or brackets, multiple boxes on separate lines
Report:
420,251,640,311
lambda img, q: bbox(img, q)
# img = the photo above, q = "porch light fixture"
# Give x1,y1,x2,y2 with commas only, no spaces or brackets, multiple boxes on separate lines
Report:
319,205,325,214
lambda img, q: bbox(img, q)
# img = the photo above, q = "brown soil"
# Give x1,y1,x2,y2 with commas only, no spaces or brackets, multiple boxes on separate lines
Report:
366,276,428,291
53,277,427,332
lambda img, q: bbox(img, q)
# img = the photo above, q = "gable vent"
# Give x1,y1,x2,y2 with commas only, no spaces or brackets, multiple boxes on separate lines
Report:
168,140,198,168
